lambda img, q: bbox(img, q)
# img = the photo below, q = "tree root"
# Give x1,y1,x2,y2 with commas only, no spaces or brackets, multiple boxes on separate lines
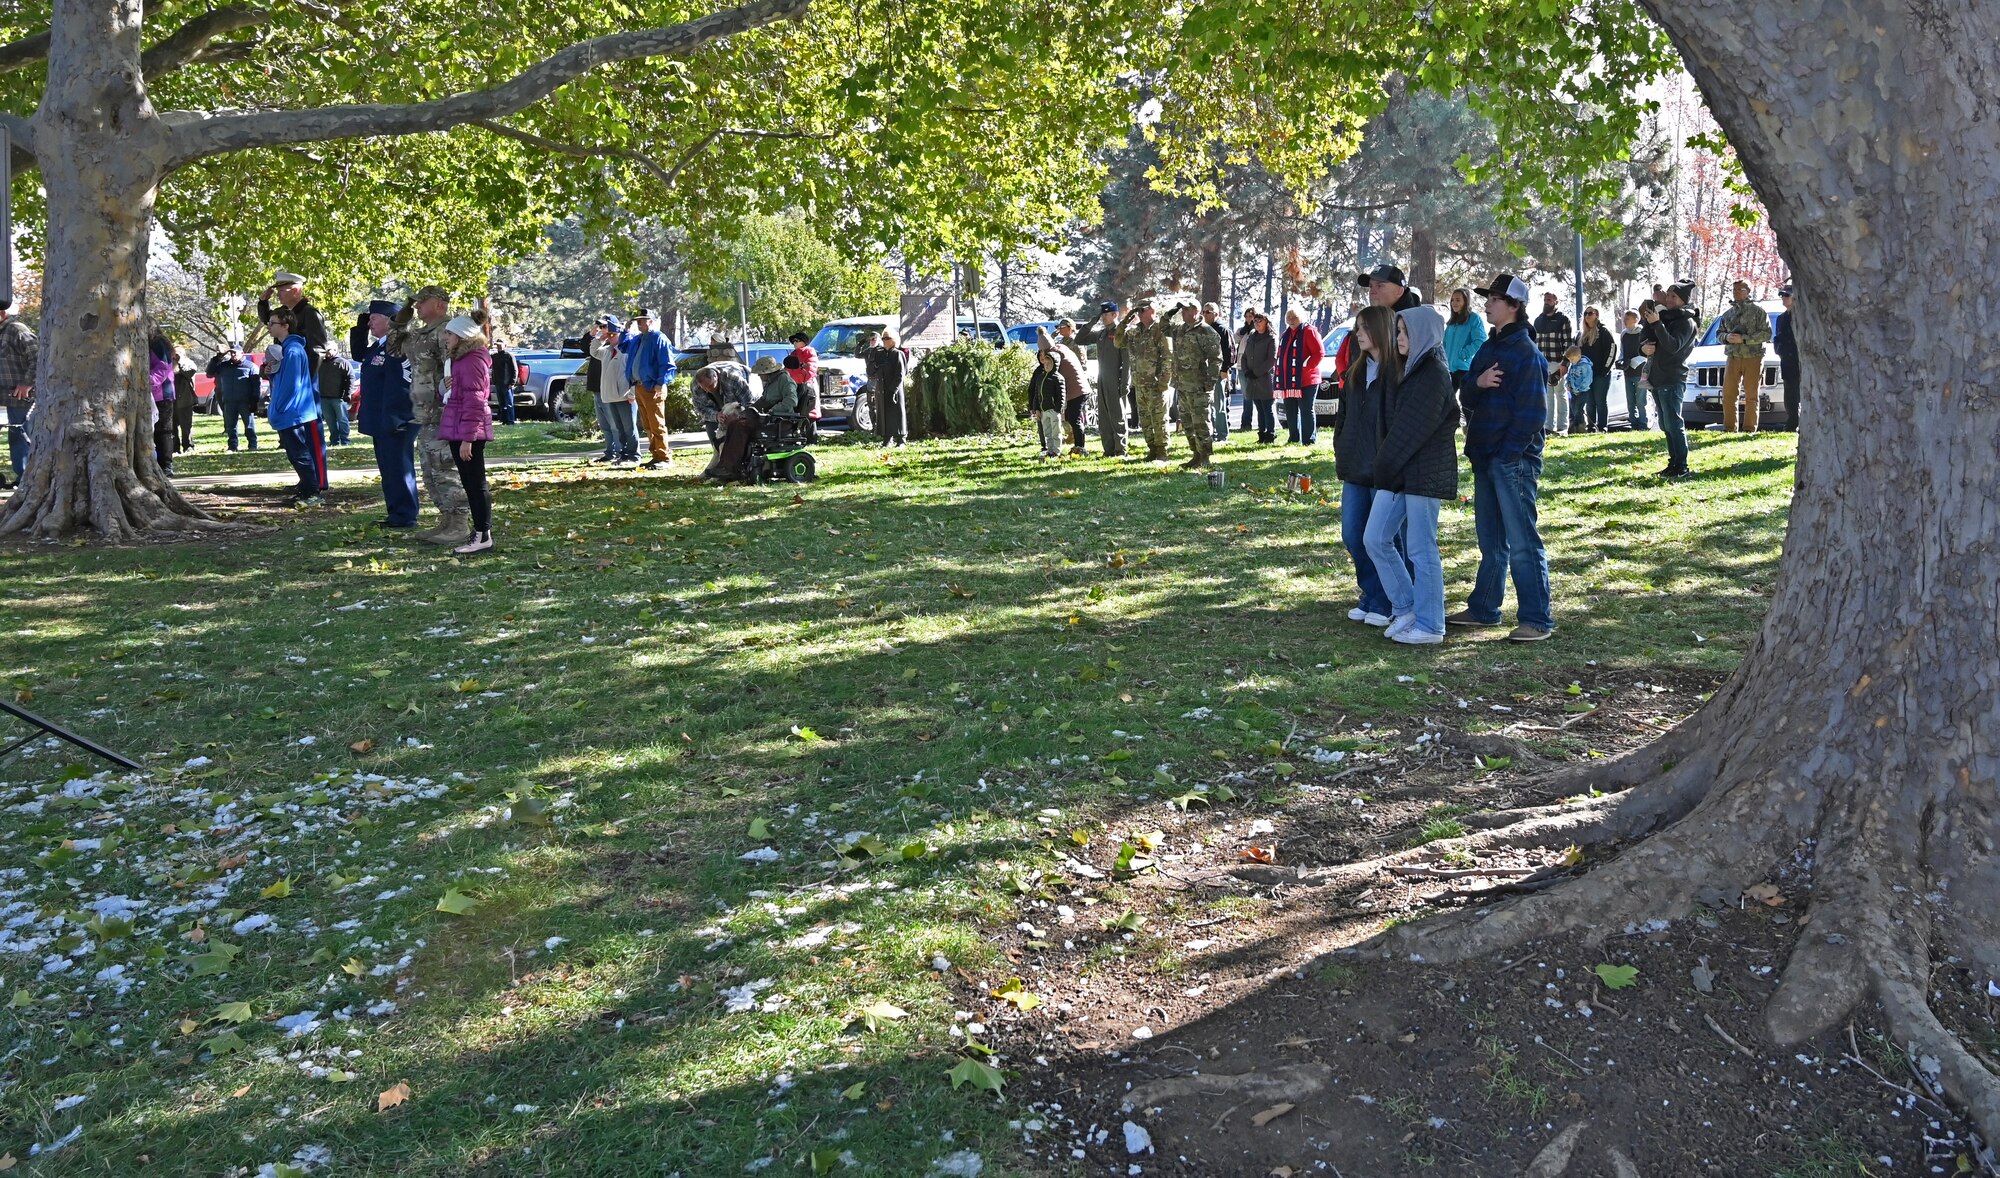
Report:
1,434,241,541
1121,1062,1332,1113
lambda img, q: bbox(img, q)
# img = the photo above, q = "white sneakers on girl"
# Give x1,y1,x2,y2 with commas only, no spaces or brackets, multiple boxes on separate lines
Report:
453,531,495,555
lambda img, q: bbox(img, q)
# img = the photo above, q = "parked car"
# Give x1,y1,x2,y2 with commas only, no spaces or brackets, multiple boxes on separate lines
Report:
1682,301,1784,429
956,317,1007,347
1313,326,1352,423
1003,321,1054,347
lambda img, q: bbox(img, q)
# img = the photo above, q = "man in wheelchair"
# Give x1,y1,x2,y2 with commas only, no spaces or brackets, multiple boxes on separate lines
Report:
696,359,815,484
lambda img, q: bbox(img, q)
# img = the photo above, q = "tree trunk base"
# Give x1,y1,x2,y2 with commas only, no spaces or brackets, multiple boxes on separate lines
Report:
0,434,236,541
1284,722,2000,1149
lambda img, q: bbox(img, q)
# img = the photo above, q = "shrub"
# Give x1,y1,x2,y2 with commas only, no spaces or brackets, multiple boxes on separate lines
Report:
908,342,1027,438
662,374,699,432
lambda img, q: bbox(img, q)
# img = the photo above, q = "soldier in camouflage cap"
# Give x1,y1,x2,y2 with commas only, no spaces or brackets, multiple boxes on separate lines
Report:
1167,300,1225,468
387,285,470,545
1116,299,1176,460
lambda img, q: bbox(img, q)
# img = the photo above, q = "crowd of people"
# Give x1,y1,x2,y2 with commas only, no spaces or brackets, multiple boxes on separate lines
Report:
1028,261,1798,643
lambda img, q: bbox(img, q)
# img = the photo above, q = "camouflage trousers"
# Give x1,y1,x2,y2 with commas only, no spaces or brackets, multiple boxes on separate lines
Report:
1137,376,1174,454
417,421,468,515
1178,381,1213,448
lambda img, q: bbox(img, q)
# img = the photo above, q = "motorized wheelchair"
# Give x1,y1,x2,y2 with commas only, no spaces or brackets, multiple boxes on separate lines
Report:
743,408,818,484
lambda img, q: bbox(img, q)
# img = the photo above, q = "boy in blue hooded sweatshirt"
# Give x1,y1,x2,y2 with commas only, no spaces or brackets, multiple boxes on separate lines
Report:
265,307,326,506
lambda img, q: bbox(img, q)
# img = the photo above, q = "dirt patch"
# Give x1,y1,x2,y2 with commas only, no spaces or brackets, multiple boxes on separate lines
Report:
938,672,1994,1175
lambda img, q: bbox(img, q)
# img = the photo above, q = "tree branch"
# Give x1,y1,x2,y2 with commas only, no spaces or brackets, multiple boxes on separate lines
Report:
0,31,51,74
658,126,837,186
471,118,678,190
165,0,811,167
140,5,270,79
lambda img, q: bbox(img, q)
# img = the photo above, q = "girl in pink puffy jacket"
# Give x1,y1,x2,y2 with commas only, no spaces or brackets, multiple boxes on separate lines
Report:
439,313,495,554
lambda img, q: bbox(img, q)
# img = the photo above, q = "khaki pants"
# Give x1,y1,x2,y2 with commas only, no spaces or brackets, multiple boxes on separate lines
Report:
1721,356,1762,431
634,383,671,462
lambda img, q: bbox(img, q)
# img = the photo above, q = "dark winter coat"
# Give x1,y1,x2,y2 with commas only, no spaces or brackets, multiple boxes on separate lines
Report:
1372,350,1459,501
1238,329,1276,398
1333,355,1388,487
1773,308,1799,381
1209,320,1233,369
1027,364,1061,413
1646,305,1701,389
1619,325,1649,378
258,295,330,354
1578,322,1616,373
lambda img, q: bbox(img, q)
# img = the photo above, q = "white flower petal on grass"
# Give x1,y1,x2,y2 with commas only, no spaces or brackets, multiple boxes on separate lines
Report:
232,913,276,936
274,1011,322,1038
738,847,780,863
721,978,775,1013
928,1151,985,1177
52,1094,88,1112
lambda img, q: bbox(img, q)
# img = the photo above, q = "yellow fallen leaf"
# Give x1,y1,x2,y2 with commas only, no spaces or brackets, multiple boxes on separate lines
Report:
377,1080,412,1112
349,739,374,754
230,1085,251,1098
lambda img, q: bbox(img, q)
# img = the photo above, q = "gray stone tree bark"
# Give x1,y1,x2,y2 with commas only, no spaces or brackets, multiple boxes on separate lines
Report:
1337,0,2000,1144
0,0,808,540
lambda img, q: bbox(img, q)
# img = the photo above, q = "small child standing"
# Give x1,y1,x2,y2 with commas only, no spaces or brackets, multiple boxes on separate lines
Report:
1562,345,1593,435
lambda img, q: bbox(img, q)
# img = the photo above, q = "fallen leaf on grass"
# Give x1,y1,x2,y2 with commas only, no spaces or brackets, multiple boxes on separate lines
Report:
841,1081,866,1100
1240,845,1278,864
377,1081,412,1112
790,725,822,742
747,817,771,839
230,1085,251,1098
260,877,293,899
435,888,478,916
201,1030,247,1057
947,1057,1005,1095
212,1001,253,1024
1593,963,1639,990
1103,910,1145,932
348,739,374,754
1250,1102,1295,1127
858,1001,906,1033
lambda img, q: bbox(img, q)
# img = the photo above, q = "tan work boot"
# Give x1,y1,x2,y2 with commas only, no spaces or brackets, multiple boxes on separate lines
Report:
422,510,472,546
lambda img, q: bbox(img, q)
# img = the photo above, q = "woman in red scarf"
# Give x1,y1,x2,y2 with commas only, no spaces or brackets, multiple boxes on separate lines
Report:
1275,308,1325,445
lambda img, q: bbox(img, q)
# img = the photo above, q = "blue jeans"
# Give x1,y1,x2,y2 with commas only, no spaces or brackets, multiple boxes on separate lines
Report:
1341,481,1409,618
1248,397,1275,440
1365,490,1444,635
1212,379,1230,441
1585,371,1610,431
1467,457,1552,631
602,400,639,461
1653,382,1688,469
319,397,350,445
498,388,517,425
593,398,616,457
1627,372,1650,428
1284,393,1320,444
6,416,26,480
222,400,259,450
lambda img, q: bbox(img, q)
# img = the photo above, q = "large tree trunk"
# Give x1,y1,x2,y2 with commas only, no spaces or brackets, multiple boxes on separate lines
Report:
0,0,221,540
1336,0,2000,1144
1406,226,1436,303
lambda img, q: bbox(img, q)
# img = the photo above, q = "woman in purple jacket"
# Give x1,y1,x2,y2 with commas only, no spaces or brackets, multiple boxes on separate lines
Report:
148,330,177,476
439,313,495,554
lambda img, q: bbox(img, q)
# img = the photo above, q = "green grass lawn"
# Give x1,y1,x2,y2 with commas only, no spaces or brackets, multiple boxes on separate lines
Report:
169,412,594,478
0,426,1795,1175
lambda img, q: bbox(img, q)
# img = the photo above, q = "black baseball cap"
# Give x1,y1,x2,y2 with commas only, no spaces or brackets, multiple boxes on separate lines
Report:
1356,264,1407,289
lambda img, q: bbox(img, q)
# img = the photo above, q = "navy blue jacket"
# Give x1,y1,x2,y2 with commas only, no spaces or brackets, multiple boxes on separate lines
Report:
207,353,260,405
356,333,415,436
1461,318,1547,468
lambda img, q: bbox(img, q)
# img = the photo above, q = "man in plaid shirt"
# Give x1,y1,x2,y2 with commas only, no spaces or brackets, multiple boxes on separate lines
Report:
0,298,36,487
1531,292,1574,436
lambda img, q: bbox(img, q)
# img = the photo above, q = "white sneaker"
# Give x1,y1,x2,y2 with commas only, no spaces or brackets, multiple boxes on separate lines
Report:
1391,627,1444,645
1362,613,1392,627
1384,614,1415,639
1347,607,1369,622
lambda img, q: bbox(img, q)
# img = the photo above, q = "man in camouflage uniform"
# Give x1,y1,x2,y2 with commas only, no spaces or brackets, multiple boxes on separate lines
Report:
388,285,470,545
1167,301,1225,468
1117,299,1175,460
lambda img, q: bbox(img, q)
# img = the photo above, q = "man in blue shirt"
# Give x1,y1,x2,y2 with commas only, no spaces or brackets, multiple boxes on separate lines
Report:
355,299,419,528
206,344,262,451
264,308,326,507
1450,273,1553,641
621,307,676,469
